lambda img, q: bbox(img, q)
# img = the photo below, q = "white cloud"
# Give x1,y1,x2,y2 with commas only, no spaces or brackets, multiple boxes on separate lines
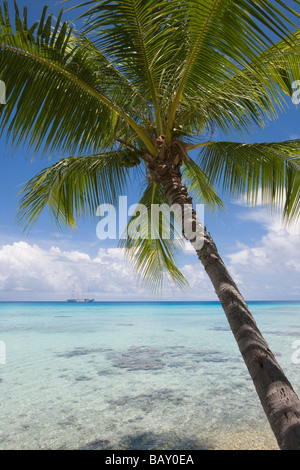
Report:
180,262,217,300
237,206,300,236
233,188,268,208
0,242,146,301
0,241,214,301
224,211,300,299
233,186,300,236
169,202,300,301
176,215,300,300
1,204,299,302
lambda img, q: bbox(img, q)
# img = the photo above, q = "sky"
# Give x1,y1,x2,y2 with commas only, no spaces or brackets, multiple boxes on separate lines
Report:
0,0,299,302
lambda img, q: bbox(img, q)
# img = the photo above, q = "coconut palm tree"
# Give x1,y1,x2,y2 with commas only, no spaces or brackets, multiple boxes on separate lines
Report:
1,0,300,449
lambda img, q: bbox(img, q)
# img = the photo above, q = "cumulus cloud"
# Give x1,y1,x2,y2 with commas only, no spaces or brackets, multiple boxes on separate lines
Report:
0,242,149,301
233,186,300,235
224,208,300,299
0,241,212,301
0,202,299,301
169,203,300,301
177,261,216,300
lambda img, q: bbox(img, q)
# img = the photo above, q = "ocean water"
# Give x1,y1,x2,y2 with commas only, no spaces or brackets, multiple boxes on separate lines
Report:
0,300,300,450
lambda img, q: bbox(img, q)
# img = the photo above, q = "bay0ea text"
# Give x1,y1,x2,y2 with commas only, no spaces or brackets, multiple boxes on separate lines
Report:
105,454,194,466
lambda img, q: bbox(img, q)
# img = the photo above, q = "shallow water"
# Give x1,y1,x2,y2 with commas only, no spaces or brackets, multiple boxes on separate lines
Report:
0,301,299,450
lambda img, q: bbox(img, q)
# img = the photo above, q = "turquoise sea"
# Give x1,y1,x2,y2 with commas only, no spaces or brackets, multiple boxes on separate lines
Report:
0,300,300,450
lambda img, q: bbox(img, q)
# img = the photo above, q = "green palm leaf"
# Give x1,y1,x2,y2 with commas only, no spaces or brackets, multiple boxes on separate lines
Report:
0,2,156,157
198,139,300,222
166,0,300,140
181,158,224,214
75,0,188,131
177,35,300,139
201,28,300,135
17,151,132,231
118,181,188,293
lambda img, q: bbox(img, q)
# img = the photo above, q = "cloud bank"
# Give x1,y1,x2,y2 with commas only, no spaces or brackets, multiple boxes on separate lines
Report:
224,208,300,299
0,242,142,301
0,241,214,301
0,204,299,301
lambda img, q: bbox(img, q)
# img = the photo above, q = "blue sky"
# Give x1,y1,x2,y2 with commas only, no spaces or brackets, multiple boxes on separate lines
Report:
0,0,299,301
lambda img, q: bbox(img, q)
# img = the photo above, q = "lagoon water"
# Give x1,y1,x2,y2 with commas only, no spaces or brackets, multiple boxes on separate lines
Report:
0,301,300,450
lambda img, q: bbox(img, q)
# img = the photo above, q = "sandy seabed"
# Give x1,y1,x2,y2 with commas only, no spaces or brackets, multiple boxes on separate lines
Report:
205,427,280,450
2,301,299,452
213,429,278,450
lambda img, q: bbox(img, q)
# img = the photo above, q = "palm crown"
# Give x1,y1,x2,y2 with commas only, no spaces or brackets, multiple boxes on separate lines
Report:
0,0,299,291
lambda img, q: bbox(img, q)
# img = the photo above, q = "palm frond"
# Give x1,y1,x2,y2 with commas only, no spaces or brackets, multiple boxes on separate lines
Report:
118,181,188,293
284,164,300,224
177,30,300,139
166,0,300,140
191,28,300,136
198,139,300,222
0,1,156,157
69,0,189,127
17,151,131,231
181,157,224,213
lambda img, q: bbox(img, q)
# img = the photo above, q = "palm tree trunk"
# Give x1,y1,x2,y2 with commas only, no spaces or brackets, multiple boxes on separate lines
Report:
149,158,300,450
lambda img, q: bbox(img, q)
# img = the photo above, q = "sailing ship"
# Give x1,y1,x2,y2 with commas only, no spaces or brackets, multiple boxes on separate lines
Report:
67,286,94,303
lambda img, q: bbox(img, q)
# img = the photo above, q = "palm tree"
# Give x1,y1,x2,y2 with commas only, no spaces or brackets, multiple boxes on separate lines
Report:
1,0,300,449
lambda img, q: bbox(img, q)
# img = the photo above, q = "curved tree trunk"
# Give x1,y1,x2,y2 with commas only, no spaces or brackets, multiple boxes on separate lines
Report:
148,158,300,450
